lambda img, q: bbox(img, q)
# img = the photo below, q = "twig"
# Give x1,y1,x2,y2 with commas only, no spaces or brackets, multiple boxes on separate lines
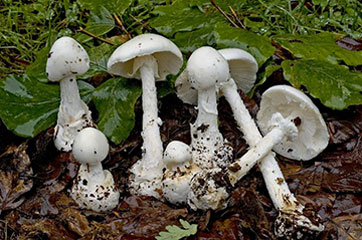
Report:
113,13,132,39
210,0,239,28
129,14,152,30
79,27,115,46
228,6,247,30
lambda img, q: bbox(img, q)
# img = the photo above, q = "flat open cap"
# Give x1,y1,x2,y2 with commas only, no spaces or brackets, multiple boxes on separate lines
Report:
107,33,183,81
257,85,330,160
218,48,258,94
46,37,89,82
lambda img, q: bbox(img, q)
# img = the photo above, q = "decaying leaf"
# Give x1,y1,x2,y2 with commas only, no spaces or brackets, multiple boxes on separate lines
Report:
0,143,33,214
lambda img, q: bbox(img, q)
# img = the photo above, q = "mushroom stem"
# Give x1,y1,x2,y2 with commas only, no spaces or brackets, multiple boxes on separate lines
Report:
228,126,286,184
191,86,226,169
134,55,164,180
59,76,85,119
83,163,105,187
195,86,220,136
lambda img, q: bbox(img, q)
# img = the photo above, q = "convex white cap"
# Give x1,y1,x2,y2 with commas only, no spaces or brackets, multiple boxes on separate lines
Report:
107,33,183,80
187,46,230,90
72,127,109,165
46,37,90,82
176,48,257,105
163,141,192,170
257,85,330,160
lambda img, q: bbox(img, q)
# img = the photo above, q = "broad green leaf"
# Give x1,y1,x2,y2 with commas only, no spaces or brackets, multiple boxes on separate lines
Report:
214,23,275,66
273,33,362,66
156,219,198,240
78,0,133,14
75,7,115,43
0,75,94,137
83,43,118,78
190,0,243,11
150,0,223,37
282,60,362,110
173,27,215,53
92,78,141,144
25,46,50,83
249,64,281,97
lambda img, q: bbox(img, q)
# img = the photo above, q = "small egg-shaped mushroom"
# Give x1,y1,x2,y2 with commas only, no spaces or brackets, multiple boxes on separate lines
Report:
46,36,93,152
162,141,200,205
70,128,119,212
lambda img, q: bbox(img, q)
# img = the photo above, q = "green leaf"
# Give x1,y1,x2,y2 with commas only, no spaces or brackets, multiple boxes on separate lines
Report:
74,7,115,43
92,78,141,144
78,0,133,14
156,219,198,240
149,0,223,37
173,27,216,53
282,60,362,110
273,33,362,66
214,23,275,66
83,43,118,78
249,64,281,97
25,46,50,83
0,75,94,137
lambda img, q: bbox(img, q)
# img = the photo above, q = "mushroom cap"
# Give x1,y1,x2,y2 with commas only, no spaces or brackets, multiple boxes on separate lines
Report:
187,46,230,90
46,37,89,82
218,48,258,94
72,127,109,165
107,33,183,81
176,48,257,105
163,141,192,170
257,85,329,160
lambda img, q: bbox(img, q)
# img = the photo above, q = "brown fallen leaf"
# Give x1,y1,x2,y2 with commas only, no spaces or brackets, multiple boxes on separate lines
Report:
18,218,77,240
0,143,33,215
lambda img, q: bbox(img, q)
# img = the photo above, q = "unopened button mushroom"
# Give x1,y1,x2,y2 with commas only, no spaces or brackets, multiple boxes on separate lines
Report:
70,127,119,212
46,36,93,152
162,141,200,205
107,34,183,198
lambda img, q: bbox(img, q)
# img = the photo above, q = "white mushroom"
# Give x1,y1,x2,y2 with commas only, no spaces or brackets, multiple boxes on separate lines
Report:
70,127,119,212
46,36,93,152
162,141,200,205
181,46,233,169
107,34,183,198
226,85,328,235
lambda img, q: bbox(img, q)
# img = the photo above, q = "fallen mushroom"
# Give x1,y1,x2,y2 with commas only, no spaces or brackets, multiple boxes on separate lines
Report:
226,85,328,236
107,33,183,198
162,141,200,205
71,127,119,212
178,46,233,170
46,36,93,152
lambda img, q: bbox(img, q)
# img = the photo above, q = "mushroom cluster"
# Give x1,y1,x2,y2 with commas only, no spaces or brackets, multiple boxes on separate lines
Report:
46,34,331,237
